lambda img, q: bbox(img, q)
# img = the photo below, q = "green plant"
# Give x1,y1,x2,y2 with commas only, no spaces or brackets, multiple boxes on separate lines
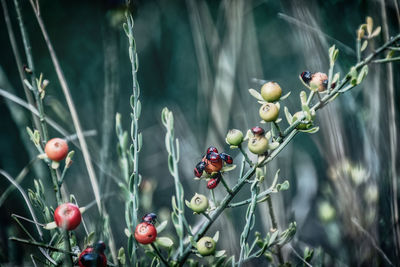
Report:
0,2,399,266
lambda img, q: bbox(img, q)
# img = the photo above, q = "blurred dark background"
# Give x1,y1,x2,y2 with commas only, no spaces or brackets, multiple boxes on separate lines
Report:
1,0,399,265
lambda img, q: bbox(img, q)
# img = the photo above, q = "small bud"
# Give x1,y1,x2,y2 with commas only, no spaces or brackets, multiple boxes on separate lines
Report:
190,193,209,213
226,129,243,146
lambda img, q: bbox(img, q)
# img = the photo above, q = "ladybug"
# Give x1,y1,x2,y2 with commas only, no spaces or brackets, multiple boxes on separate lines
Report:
194,146,233,178
142,213,157,225
220,153,233,164
78,241,107,267
207,178,220,189
300,71,335,91
206,152,221,163
251,126,265,136
206,146,218,154
300,71,312,84
194,161,206,178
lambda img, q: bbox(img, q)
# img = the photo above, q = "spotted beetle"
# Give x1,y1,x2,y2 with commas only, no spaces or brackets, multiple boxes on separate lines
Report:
78,241,107,267
220,153,233,164
206,146,218,154
207,178,220,189
206,152,221,163
300,71,312,84
142,213,157,225
194,161,206,177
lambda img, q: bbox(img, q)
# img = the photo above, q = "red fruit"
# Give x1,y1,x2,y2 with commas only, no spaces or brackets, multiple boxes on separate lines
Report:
54,203,81,230
45,138,69,161
251,126,265,136
134,222,157,244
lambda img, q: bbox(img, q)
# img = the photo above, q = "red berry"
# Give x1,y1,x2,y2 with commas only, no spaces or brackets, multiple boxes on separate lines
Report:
54,203,81,230
251,126,265,136
134,222,157,244
45,138,68,161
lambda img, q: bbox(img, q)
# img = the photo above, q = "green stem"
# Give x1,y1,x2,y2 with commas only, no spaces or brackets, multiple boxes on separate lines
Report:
9,237,77,256
267,197,283,264
372,56,400,63
202,213,212,221
272,122,283,137
228,189,273,208
356,39,361,63
238,144,253,166
151,243,170,266
238,181,259,267
306,91,315,106
175,32,400,266
219,175,232,194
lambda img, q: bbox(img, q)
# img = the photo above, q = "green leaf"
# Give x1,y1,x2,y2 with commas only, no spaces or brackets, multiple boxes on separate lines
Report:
221,165,236,173
332,72,340,84
189,236,197,247
300,126,319,134
136,99,141,118
118,247,126,265
248,89,264,101
155,237,174,248
168,155,174,175
85,231,95,247
284,107,292,125
161,108,169,127
215,250,226,258
137,133,143,152
213,231,220,243
280,91,291,100
357,65,368,84
361,40,368,51
276,180,290,191
156,220,168,233
175,138,180,162
268,230,279,246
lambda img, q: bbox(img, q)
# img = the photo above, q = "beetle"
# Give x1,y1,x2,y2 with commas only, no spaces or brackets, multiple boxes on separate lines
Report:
300,71,312,84
207,177,220,189
206,146,218,154
220,153,233,164
142,213,157,225
194,161,206,178
78,241,107,267
251,126,265,136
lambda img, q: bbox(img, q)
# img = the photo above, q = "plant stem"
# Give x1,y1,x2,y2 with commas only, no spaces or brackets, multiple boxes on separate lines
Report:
28,0,102,214
151,243,170,266
356,39,361,63
372,56,400,63
238,181,259,267
238,145,252,166
9,237,77,256
1,0,41,133
273,122,283,137
219,175,233,194
266,197,283,264
228,189,273,208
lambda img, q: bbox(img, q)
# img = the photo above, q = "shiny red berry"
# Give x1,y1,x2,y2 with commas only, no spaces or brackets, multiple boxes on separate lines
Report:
134,222,157,244
54,203,81,230
45,138,68,161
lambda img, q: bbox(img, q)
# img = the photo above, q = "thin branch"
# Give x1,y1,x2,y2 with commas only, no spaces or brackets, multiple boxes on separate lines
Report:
10,237,77,256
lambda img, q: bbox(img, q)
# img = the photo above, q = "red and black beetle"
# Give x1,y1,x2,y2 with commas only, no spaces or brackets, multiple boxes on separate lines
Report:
78,241,107,267
142,213,157,225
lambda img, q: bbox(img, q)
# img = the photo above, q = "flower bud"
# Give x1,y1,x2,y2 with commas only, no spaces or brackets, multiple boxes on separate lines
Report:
226,129,243,146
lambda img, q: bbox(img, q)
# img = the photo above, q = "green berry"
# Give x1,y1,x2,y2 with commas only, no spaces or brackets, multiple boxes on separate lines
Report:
197,236,216,256
190,193,209,213
259,103,279,122
226,129,243,146
261,82,282,102
248,136,269,155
